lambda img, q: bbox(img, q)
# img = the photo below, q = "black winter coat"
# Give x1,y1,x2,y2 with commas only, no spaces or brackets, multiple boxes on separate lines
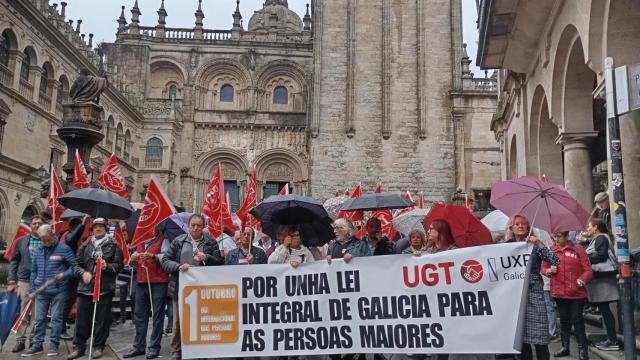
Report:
74,236,124,295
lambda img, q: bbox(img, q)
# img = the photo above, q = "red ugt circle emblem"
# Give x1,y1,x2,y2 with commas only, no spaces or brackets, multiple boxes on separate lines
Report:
461,259,484,283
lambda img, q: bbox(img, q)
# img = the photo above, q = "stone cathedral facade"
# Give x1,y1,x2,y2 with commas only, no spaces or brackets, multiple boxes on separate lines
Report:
0,0,499,242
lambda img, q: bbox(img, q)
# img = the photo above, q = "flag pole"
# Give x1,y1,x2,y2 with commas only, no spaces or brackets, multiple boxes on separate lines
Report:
88,301,98,360
143,265,154,322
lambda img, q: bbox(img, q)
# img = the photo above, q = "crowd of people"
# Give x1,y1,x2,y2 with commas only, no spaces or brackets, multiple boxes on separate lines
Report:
4,192,622,360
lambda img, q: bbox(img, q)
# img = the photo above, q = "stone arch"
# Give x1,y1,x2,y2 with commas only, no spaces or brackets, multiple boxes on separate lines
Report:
537,96,563,184
605,0,640,66
124,129,132,159
0,27,19,52
57,74,70,105
587,0,607,74
255,148,308,183
193,148,250,211
0,187,9,243
22,45,38,66
115,122,124,156
551,25,595,133
195,59,252,110
508,134,518,179
40,61,54,96
527,85,548,176
149,58,186,99
255,60,307,112
195,148,249,181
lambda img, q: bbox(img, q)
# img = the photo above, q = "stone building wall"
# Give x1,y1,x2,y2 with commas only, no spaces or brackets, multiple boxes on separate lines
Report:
309,0,458,202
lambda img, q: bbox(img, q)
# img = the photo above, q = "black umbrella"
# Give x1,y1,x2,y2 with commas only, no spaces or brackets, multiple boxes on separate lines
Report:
339,192,415,211
58,188,134,220
250,194,335,247
60,208,86,220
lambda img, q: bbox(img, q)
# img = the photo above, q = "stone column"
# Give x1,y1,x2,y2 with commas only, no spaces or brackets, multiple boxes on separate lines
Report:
619,111,640,250
10,51,25,89
556,132,598,210
48,79,60,113
30,66,43,102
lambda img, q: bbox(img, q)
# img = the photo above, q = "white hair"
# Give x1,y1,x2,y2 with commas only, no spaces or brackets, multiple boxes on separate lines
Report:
333,218,357,238
36,224,54,236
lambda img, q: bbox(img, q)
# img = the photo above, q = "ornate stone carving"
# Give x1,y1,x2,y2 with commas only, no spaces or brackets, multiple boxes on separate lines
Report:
139,100,172,115
264,163,293,180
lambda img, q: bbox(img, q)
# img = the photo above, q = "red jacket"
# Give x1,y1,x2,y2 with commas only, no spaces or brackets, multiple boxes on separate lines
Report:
132,235,170,284
542,242,593,299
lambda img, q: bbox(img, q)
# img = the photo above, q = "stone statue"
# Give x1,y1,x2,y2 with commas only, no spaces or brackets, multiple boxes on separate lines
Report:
69,69,109,105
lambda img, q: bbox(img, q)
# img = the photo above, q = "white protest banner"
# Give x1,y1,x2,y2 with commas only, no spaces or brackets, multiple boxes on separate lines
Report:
179,242,531,359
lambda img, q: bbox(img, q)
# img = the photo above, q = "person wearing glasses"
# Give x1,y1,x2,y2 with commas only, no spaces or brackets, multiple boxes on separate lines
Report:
268,225,315,267
225,226,268,265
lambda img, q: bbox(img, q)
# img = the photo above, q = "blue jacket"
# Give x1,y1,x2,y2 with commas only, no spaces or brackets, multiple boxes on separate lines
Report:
30,240,76,296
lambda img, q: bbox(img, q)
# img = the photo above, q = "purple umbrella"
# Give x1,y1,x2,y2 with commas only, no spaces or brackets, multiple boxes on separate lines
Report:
490,176,591,233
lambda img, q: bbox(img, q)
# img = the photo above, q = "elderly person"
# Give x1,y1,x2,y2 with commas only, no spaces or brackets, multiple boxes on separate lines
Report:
7,215,44,353
226,226,268,265
69,218,124,360
22,224,75,357
124,229,171,359
591,192,611,235
504,215,559,360
361,218,393,256
162,214,224,360
542,231,593,359
326,218,370,264
269,225,314,267
402,229,427,255
255,231,277,257
585,218,620,351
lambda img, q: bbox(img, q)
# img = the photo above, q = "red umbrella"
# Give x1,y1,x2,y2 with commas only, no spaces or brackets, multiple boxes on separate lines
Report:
422,203,493,248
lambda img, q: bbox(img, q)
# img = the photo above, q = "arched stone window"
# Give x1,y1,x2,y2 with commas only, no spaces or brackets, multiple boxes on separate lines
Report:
220,84,234,102
57,75,69,105
123,130,132,159
106,116,115,143
0,31,10,67
20,51,30,81
21,205,38,223
273,86,288,104
39,64,49,94
115,123,124,156
169,84,177,101
145,137,163,168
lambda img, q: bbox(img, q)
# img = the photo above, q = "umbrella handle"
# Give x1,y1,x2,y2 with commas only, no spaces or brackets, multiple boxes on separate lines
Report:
528,200,542,237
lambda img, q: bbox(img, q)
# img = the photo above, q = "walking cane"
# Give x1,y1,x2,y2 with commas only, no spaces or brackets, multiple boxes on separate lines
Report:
87,300,98,360
88,257,104,360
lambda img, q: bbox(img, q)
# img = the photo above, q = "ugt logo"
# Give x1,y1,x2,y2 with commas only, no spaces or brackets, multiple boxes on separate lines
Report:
460,259,483,283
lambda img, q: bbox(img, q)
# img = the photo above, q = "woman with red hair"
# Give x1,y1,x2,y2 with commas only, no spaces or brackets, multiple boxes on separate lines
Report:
427,219,456,253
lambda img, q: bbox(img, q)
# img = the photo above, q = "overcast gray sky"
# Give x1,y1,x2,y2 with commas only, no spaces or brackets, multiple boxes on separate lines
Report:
63,0,482,75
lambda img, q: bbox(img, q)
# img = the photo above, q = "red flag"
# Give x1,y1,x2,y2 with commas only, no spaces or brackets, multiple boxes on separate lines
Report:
278,183,290,196
371,183,397,239
417,192,424,209
236,170,257,224
11,299,33,333
541,174,548,183
73,149,90,189
130,177,176,247
114,222,130,265
203,165,224,238
394,191,416,217
93,257,103,302
97,153,128,198
334,191,340,197
222,192,236,233
48,165,65,224
356,223,367,240
344,189,350,197
338,184,363,221
465,193,473,211
4,223,31,259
